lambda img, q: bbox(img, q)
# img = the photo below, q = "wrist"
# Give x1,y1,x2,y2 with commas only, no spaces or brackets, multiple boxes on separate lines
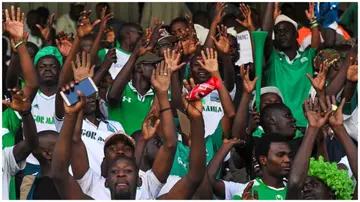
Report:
19,107,32,117
211,71,221,77
331,125,345,131
156,90,169,97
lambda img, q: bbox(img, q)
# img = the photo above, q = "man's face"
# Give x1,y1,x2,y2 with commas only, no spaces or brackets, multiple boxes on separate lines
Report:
137,63,156,81
171,22,188,39
302,176,333,200
260,93,283,110
262,142,292,178
155,40,175,57
271,106,297,137
37,56,60,86
190,56,211,84
83,94,97,115
105,140,135,163
144,134,162,163
229,36,239,63
106,158,138,199
274,22,296,50
127,28,143,48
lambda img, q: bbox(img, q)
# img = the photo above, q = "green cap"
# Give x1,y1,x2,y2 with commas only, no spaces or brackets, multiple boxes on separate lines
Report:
34,46,63,67
135,52,163,66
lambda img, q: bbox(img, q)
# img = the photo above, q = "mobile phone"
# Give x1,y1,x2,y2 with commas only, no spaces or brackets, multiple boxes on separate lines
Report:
60,77,98,106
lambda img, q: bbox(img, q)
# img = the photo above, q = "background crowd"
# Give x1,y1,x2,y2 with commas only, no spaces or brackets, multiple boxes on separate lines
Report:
2,1,358,200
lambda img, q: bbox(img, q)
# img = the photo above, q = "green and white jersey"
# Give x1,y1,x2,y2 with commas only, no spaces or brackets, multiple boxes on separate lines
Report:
266,48,316,128
98,41,131,79
12,91,56,166
2,108,21,149
107,81,170,136
252,126,303,139
229,178,287,200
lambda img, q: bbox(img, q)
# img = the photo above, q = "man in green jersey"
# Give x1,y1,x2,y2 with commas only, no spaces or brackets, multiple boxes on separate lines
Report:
206,134,292,200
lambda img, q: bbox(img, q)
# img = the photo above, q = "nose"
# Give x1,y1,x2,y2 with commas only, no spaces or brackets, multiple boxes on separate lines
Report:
116,150,125,156
283,155,291,163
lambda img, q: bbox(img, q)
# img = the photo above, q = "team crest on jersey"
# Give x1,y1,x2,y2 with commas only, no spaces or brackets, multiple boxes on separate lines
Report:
33,104,39,109
275,194,283,200
210,94,220,102
300,57,308,63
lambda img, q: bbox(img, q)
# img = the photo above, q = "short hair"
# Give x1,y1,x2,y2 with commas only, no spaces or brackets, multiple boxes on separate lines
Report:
260,103,288,126
26,41,39,55
170,17,188,30
36,6,50,19
108,155,139,173
131,130,142,143
32,130,58,162
118,23,143,42
193,11,209,28
96,2,111,9
255,133,289,164
222,14,238,28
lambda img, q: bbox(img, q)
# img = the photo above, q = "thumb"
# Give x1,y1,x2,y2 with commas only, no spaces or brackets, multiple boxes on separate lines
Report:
2,100,10,107
306,73,313,82
55,39,60,47
252,77,259,84
210,36,218,44
76,90,86,106
90,65,95,77
153,119,161,130
35,24,43,30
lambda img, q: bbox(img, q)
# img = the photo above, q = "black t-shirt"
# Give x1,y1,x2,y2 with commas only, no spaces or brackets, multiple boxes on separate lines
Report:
32,176,61,199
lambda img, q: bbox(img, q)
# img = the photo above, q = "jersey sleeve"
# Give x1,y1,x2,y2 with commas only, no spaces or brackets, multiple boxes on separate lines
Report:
222,180,247,200
98,49,107,61
54,115,64,132
77,168,101,195
2,108,21,137
3,146,26,176
140,169,165,199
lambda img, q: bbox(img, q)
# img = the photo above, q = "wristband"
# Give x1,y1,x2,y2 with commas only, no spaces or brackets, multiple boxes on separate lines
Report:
160,107,171,113
14,40,25,49
310,23,319,29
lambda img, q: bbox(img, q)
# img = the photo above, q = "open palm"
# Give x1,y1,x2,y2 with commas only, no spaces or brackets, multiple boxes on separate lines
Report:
4,6,25,40
151,61,171,92
304,97,331,129
3,88,31,113
306,61,328,92
347,56,358,82
327,96,346,127
164,49,186,73
142,107,160,140
240,64,258,94
197,48,218,73
182,78,203,118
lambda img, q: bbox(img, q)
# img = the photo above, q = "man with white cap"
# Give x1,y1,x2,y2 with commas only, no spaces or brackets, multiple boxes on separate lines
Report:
261,2,321,133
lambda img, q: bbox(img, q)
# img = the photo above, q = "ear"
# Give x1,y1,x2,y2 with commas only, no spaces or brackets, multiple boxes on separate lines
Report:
259,156,267,167
135,64,143,73
137,177,142,187
105,179,109,188
42,151,52,160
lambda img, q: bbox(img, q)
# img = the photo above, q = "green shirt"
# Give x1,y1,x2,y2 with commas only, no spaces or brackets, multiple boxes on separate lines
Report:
232,178,287,200
2,108,22,200
252,127,304,139
266,48,316,127
108,81,155,135
170,123,223,177
98,41,131,61
339,3,358,38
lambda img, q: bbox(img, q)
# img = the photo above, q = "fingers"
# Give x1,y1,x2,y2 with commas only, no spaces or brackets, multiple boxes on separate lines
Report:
151,69,156,82
11,6,15,21
159,60,165,75
254,190,259,199
35,24,43,31
2,100,10,107
338,97,346,111
305,73,314,83
71,61,77,72
181,89,189,107
76,53,81,68
326,96,332,110
24,32,30,41
16,7,20,22
153,119,161,130
156,62,160,75
189,78,196,89
5,8,10,22
183,79,191,91
304,99,310,113
76,90,86,106
81,51,86,68
91,19,101,28
49,13,55,26
86,53,91,69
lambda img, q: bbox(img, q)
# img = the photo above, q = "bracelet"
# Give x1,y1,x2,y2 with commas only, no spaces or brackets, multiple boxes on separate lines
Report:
310,23,319,29
14,40,25,49
160,107,171,113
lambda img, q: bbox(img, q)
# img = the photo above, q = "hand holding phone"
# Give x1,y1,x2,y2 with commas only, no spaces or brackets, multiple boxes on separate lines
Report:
60,77,98,106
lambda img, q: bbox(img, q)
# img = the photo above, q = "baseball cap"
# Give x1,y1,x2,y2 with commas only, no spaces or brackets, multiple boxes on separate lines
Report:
251,86,284,108
134,52,163,66
157,30,177,46
275,14,298,30
104,131,135,152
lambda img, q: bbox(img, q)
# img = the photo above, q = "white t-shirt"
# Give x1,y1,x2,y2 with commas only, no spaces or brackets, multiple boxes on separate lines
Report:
2,147,26,200
55,117,124,176
158,175,182,197
106,49,131,79
16,92,57,166
78,168,164,199
223,180,247,200
202,86,236,138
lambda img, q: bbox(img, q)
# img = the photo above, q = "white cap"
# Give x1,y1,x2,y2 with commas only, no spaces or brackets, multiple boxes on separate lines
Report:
275,14,298,30
227,27,237,37
251,86,284,108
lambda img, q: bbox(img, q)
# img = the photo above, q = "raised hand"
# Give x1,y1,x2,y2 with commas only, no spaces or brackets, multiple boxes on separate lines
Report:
77,10,101,38
146,18,164,51
211,24,230,53
304,96,332,129
213,3,227,24
2,88,31,113
247,106,260,133
347,56,358,82
102,27,115,44
4,6,25,42
62,86,86,115
36,13,55,41
223,137,244,146
71,51,95,81
164,48,186,74
10,32,29,53
273,2,281,20
327,96,346,127
236,3,255,31
102,47,117,69
56,31,73,57
197,48,219,73
182,78,203,118
142,106,161,141
306,60,329,92
240,64,258,94
305,2,315,21
178,15,200,56
151,60,171,93
241,181,258,200
99,6,113,32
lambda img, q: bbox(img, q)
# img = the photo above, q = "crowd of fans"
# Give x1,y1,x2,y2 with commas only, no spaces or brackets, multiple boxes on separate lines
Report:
2,2,358,200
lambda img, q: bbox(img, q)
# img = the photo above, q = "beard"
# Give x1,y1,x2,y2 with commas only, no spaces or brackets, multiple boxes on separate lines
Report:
113,190,133,200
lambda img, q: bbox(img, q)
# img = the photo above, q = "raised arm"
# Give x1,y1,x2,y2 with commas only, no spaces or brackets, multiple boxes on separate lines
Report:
150,61,177,183
89,7,113,64
51,90,92,199
328,97,358,180
163,78,205,199
36,13,56,47
207,138,241,199
4,6,39,102
262,2,275,61
287,98,332,199
236,3,256,32
164,49,186,115
203,3,226,49
341,56,358,101
305,3,321,49
55,10,100,119
232,65,258,141
306,61,329,110
93,48,116,86
3,88,38,163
